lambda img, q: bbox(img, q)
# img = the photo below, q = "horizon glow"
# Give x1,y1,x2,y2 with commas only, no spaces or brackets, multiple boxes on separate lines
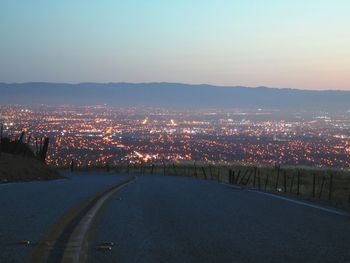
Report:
0,0,350,90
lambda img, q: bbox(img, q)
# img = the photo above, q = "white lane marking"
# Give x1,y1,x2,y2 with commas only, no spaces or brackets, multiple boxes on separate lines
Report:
0,183,15,186
221,183,242,190
249,190,350,217
61,176,137,263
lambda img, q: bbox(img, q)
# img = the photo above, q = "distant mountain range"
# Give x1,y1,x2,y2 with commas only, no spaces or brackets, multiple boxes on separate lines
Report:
0,82,349,111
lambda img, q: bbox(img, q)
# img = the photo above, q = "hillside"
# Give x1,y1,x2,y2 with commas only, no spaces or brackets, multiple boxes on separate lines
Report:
0,82,349,110
0,153,62,182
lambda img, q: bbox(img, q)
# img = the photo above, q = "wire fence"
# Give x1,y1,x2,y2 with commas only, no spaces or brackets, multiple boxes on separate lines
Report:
64,162,350,207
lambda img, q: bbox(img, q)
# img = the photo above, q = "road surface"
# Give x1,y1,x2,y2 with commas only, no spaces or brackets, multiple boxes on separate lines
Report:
90,175,350,263
0,172,129,262
1,173,349,262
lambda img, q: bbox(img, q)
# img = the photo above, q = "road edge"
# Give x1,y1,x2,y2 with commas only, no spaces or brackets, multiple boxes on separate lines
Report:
61,176,136,262
28,175,136,263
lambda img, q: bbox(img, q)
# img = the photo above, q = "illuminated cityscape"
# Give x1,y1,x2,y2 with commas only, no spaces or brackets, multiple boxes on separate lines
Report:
0,105,349,168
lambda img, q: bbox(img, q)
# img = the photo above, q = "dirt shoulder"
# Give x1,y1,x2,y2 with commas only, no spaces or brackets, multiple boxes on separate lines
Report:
0,153,63,182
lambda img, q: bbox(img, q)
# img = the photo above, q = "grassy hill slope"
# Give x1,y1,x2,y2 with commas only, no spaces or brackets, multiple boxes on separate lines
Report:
0,153,62,182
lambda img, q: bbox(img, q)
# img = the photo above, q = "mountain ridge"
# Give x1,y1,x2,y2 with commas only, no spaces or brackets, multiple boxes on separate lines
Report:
0,82,349,110
1,81,348,92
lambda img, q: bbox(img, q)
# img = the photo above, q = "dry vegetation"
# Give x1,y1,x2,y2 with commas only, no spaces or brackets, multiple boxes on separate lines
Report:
0,153,62,182
83,162,350,209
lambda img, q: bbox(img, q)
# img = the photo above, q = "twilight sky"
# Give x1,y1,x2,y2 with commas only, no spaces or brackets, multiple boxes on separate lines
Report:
0,0,349,90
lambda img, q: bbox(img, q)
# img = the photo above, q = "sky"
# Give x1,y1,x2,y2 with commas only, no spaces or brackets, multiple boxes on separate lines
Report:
0,0,349,90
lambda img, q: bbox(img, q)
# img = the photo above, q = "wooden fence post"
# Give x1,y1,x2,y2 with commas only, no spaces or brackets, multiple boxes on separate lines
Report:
39,137,43,153
18,131,25,142
35,138,39,156
70,159,74,172
275,166,280,190
235,170,241,184
209,165,213,180
312,173,316,198
173,163,177,176
297,170,300,195
0,124,3,158
239,169,249,185
253,166,257,188
40,137,49,163
264,171,269,191
202,167,207,180
290,171,295,193
319,176,325,199
328,173,333,201
245,169,253,186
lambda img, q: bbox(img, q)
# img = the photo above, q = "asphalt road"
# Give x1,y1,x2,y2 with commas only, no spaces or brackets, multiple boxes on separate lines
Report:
90,175,350,263
0,172,128,262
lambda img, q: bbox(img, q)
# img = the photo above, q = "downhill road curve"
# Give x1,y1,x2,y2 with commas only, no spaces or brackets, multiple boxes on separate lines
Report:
90,175,350,263
0,172,129,262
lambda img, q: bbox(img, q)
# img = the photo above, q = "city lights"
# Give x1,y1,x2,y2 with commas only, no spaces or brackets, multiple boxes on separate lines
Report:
0,105,349,168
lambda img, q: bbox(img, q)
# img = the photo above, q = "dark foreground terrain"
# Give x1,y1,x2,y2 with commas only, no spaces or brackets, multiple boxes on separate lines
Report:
0,153,62,182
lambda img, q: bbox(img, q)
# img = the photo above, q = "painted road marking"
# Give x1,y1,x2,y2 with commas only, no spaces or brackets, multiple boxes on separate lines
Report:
61,176,137,263
29,176,136,263
250,190,350,217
